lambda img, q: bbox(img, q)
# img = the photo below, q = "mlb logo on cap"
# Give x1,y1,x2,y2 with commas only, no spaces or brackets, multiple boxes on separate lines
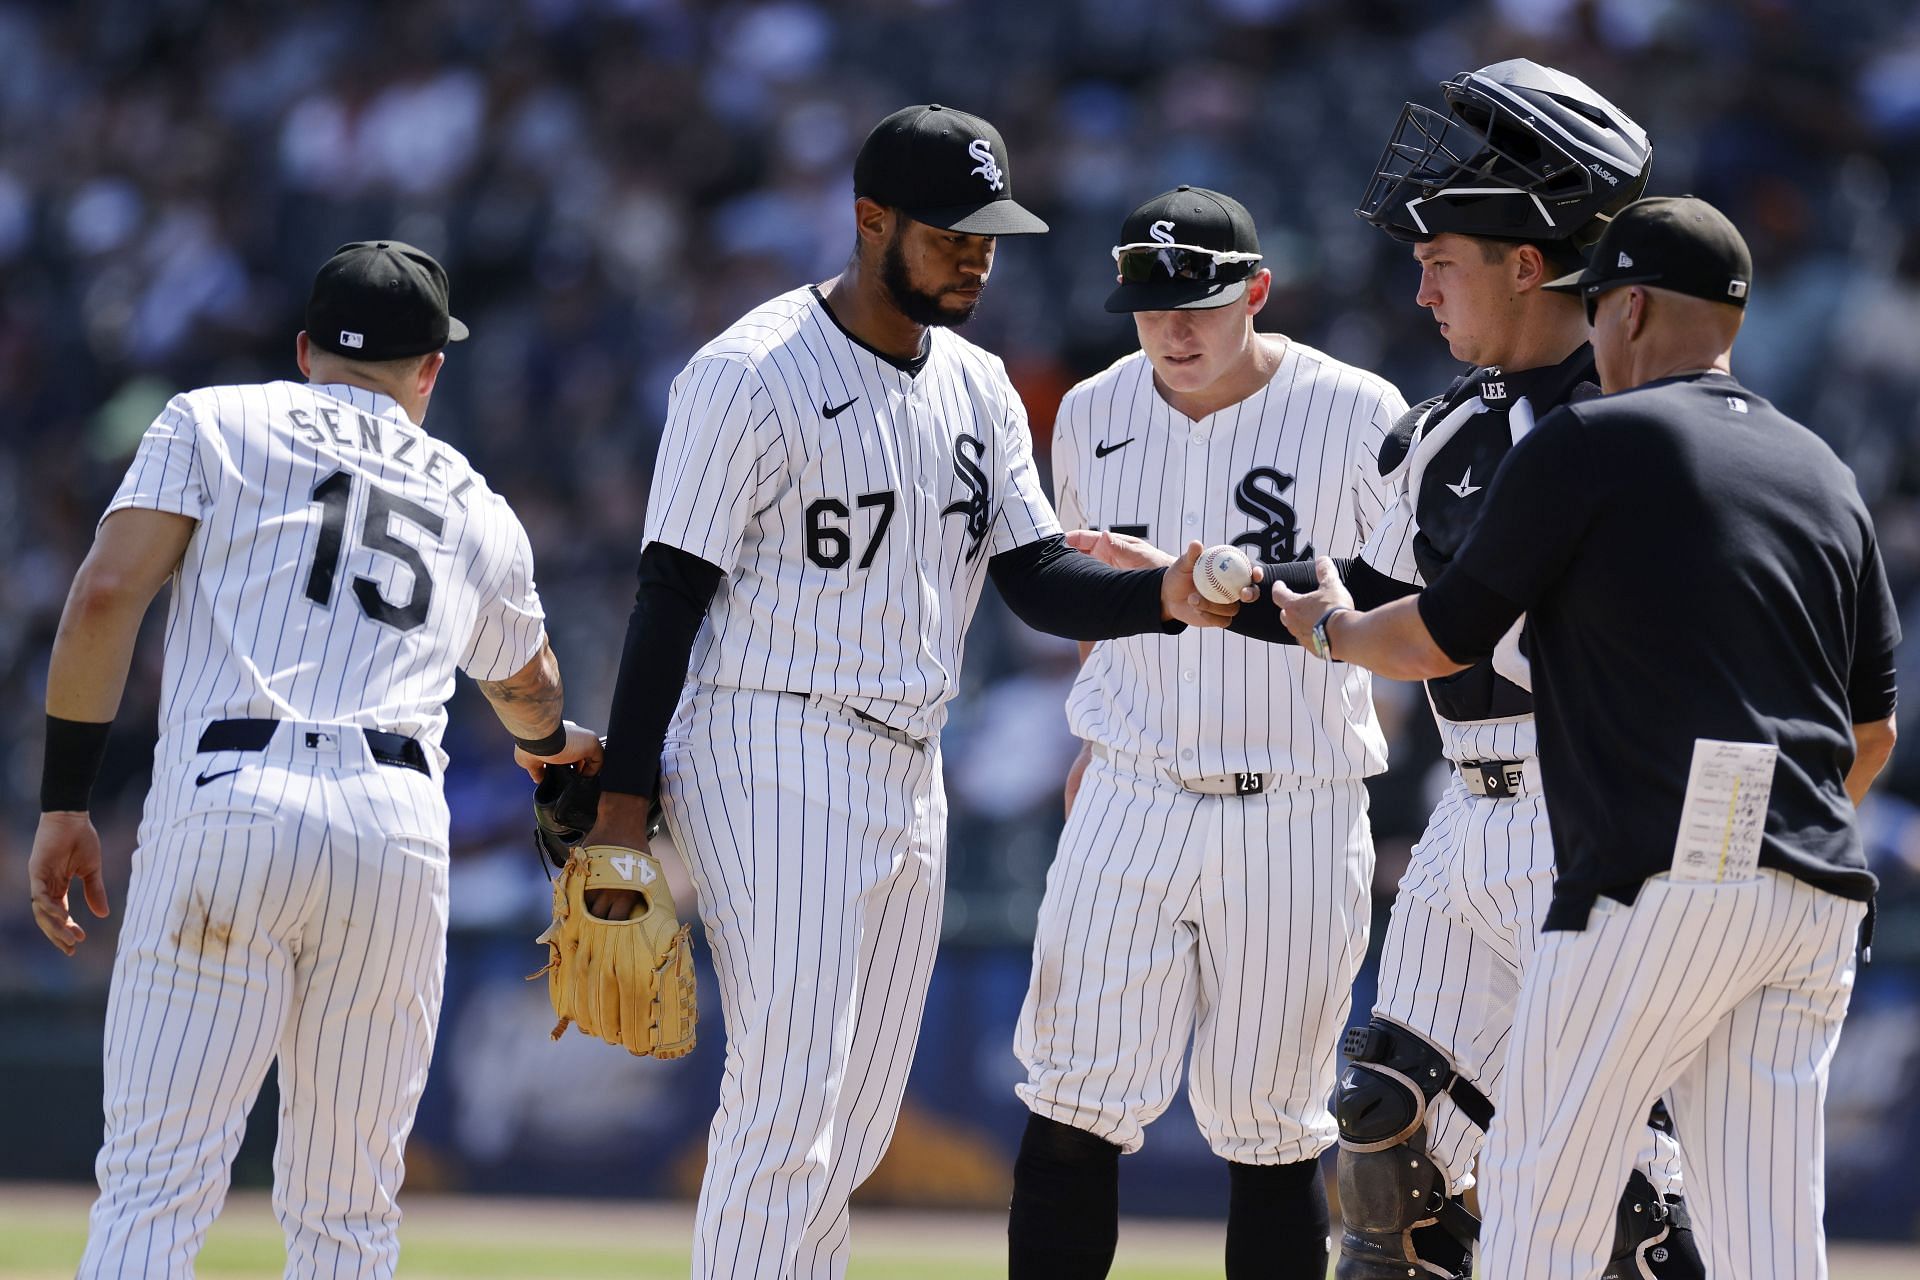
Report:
339,330,364,349
1728,280,1748,298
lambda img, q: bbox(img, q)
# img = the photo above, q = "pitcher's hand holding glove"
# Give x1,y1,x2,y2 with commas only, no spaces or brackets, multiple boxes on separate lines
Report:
529,766,696,1059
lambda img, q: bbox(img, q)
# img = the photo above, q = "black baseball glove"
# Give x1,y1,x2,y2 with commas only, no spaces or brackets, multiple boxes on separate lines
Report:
533,763,601,870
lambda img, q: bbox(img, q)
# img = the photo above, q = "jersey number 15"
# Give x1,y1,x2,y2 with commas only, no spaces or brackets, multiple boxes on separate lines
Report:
303,470,445,632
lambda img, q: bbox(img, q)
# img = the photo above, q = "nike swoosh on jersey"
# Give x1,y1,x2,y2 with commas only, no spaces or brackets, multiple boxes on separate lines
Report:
1446,467,1482,498
194,766,245,787
1093,438,1135,458
822,397,860,419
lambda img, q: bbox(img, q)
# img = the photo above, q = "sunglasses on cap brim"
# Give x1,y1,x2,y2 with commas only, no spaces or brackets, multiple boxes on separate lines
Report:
1110,242,1263,285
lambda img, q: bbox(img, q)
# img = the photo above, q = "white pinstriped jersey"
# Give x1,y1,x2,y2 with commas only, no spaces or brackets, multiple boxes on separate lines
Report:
645,286,1060,742
1055,345,1403,779
1358,390,1538,764
107,381,546,766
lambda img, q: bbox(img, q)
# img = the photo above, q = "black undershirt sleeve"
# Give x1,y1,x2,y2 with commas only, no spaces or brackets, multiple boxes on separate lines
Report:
1417,568,1526,666
1230,557,1421,644
597,542,724,799
989,534,1180,641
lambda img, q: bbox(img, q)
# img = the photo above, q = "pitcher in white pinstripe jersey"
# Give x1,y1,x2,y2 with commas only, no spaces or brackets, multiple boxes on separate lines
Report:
27,242,600,1278
1007,187,1405,1280
579,109,1251,1280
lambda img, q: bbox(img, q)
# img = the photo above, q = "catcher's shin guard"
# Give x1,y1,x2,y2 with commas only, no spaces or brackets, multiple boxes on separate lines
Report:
1603,1171,1703,1280
1332,1020,1484,1280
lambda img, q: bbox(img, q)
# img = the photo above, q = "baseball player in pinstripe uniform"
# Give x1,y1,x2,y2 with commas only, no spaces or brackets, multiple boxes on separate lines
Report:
1243,63,1703,1279
1275,195,1897,1280
577,107,1251,1280
1007,187,1405,1280
27,242,598,1277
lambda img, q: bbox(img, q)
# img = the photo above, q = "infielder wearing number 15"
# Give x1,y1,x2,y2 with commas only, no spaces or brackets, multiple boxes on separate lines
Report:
28,242,595,1278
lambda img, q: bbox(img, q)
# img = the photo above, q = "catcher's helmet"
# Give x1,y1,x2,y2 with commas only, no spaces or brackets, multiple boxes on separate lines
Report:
1357,59,1651,253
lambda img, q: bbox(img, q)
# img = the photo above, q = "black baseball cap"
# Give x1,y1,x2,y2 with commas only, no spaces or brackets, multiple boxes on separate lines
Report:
852,104,1048,236
1105,187,1263,313
1543,196,1752,310
305,240,469,361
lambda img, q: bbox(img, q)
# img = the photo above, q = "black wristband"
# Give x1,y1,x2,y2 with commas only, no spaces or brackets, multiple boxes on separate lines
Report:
42,715,112,813
513,723,569,757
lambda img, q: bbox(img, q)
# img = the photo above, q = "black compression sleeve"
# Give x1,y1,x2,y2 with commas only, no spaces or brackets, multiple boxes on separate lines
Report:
1849,647,1898,723
989,534,1179,641
1230,557,1420,644
597,543,724,798
1417,568,1525,665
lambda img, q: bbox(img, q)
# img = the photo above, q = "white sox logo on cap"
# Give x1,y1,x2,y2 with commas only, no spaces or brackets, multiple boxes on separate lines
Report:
1150,220,1177,244
968,139,1003,191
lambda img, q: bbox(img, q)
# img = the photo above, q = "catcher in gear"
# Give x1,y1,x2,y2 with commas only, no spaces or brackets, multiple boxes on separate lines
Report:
1305,59,1698,1280
530,763,697,1059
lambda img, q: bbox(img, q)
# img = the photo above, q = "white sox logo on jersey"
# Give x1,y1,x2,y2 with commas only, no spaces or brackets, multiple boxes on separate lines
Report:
1230,466,1313,562
968,139,1004,191
941,433,992,560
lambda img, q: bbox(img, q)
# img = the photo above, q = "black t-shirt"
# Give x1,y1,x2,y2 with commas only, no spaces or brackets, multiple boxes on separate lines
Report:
1420,372,1900,928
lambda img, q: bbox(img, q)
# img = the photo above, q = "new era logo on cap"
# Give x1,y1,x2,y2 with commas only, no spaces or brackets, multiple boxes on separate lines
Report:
1618,251,1634,268
339,330,364,349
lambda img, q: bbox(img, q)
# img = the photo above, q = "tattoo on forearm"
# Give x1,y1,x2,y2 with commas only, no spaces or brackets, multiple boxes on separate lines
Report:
477,641,564,740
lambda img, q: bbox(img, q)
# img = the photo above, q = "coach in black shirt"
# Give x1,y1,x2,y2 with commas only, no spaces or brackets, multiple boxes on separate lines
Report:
1275,196,1899,1278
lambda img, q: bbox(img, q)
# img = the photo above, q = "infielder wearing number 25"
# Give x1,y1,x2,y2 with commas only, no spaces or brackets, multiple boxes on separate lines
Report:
28,242,594,1278
581,106,1249,1280
1008,187,1405,1280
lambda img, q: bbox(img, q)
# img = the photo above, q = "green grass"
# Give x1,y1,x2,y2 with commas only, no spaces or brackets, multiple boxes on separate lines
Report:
0,1190,1224,1280
8,1190,1914,1279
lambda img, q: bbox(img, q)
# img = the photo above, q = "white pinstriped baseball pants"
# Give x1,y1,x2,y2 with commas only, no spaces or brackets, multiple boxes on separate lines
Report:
1372,771,1685,1198
1015,750,1374,1163
81,731,449,1279
1481,869,1864,1279
659,686,945,1280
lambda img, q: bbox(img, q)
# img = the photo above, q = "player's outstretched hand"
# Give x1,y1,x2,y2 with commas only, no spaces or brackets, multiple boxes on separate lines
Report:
1270,556,1355,648
28,811,108,955
514,720,605,782
1162,540,1260,627
1065,527,1175,571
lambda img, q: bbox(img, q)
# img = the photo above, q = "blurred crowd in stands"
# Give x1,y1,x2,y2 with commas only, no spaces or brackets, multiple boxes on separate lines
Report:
5,0,1920,981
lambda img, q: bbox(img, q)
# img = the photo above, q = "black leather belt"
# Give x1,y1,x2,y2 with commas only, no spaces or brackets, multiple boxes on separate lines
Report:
197,718,430,776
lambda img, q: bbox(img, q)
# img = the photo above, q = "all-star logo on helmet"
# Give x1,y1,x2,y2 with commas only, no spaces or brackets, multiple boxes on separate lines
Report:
1356,59,1652,254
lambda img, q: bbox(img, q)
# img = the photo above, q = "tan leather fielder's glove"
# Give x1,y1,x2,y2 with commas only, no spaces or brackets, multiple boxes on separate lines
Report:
531,840,697,1059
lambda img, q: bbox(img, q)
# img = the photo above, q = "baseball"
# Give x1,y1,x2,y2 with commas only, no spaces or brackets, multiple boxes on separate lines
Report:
1195,545,1253,604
